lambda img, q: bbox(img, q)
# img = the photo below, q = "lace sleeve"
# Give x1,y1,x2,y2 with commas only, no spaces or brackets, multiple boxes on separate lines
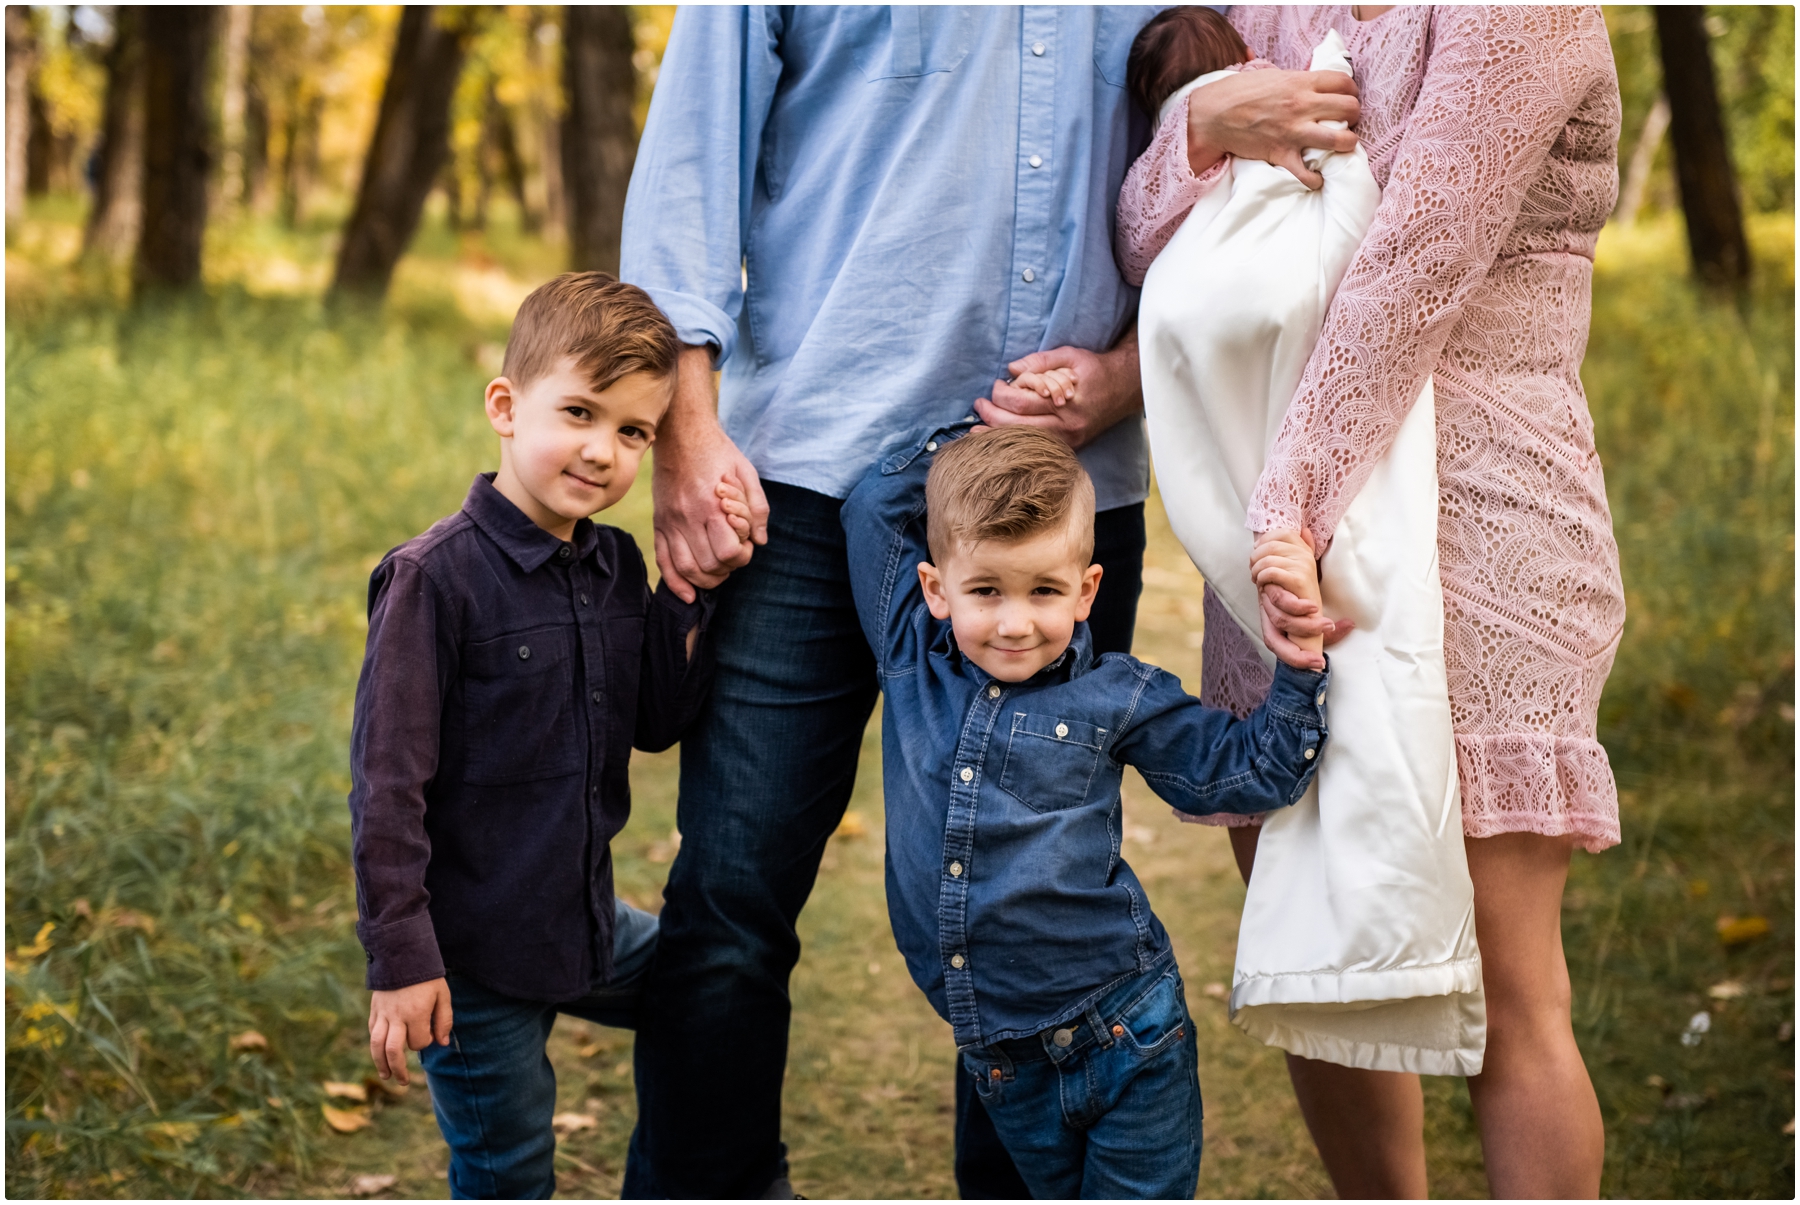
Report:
1245,7,1605,547
1113,95,1231,287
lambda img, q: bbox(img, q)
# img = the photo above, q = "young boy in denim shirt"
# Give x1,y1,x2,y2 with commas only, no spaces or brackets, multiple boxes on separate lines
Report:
347,273,750,1198
842,423,1330,1198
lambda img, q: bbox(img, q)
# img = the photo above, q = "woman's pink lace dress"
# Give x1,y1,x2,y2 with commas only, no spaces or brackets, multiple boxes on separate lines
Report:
1120,6,1626,852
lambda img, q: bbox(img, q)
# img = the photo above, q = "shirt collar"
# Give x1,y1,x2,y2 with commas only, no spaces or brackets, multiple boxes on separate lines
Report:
463,473,607,575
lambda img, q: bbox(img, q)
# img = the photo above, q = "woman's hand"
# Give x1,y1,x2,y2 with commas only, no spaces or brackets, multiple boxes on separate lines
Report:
1186,68,1361,189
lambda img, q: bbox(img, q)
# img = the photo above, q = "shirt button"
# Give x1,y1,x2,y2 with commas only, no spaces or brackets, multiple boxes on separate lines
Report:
987,684,1000,699
1054,722,1068,738
960,767,974,783
1304,748,1317,760
951,953,966,969
591,690,603,704
1316,691,1326,706
1032,41,1045,56
1052,1027,1073,1048
558,545,572,561
518,645,531,660
1022,268,1036,283
926,440,938,452
581,593,592,606
1028,154,1042,169
950,861,963,877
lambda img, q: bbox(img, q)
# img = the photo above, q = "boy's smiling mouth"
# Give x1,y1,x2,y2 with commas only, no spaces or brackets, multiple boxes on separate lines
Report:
563,469,606,490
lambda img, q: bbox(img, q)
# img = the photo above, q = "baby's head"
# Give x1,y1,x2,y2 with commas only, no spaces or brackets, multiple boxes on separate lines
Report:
1126,6,1251,122
920,427,1102,683
486,272,680,535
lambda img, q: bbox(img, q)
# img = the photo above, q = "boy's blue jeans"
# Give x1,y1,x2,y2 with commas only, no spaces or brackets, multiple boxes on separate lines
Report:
958,958,1203,1200
419,900,659,1200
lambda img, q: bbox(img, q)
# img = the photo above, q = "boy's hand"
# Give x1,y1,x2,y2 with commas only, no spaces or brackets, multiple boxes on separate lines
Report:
1250,529,1330,671
1012,366,1080,408
368,977,453,1086
716,476,754,542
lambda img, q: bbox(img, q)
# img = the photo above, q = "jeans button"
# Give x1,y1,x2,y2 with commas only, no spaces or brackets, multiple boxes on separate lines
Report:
1052,1027,1073,1048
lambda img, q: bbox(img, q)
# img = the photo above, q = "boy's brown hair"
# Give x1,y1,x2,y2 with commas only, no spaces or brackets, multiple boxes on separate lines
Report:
1126,6,1250,121
502,271,681,392
926,427,1096,564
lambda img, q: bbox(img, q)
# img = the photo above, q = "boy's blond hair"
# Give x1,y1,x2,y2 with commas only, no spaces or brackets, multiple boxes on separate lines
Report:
925,427,1096,564
502,271,680,392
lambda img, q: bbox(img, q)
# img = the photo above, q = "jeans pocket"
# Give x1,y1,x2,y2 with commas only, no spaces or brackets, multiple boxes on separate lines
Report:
1116,970,1191,1060
962,1050,1006,1103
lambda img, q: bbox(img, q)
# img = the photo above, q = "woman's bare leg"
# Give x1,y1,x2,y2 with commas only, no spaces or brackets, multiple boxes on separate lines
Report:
1463,833,1604,1197
1227,826,1429,1198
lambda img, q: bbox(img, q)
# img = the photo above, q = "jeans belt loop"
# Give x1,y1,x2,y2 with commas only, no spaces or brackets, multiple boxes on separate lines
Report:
1087,1002,1113,1048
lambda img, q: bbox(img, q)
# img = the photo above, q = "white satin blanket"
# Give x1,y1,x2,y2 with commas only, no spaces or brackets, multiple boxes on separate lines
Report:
1137,31,1485,1076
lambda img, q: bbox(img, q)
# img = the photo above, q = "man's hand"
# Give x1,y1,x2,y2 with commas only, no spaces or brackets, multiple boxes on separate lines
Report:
653,346,770,602
1250,529,1338,671
974,328,1142,450
368,977,453,1086
1186,68,1361,189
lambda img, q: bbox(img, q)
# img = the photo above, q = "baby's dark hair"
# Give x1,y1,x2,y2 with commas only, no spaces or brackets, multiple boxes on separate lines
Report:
1126,7,1250,122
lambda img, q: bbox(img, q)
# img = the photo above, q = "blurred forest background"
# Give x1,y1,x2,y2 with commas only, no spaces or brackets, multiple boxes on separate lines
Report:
5,4,1794,1199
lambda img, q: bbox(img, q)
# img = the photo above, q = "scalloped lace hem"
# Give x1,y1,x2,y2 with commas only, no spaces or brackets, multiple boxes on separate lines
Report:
1457,733,1620,853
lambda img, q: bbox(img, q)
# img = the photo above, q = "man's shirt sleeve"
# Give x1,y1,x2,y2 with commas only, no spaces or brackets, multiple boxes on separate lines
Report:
1113,660,1330,816
618,5,786,366
347,556,455,990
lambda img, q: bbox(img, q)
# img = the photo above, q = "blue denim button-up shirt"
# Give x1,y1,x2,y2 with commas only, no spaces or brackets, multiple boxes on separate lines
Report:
619,5,1161,511
843,425,1330,1046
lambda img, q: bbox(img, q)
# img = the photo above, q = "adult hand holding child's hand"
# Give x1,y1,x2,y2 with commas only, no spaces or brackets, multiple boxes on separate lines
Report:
974,328,1143,451
653,346,770,602
368,978,453,1086
1250,528,1351,671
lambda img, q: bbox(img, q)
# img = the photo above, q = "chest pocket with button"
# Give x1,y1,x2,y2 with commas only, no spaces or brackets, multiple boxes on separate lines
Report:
997,712,1107,813
462,627,583,785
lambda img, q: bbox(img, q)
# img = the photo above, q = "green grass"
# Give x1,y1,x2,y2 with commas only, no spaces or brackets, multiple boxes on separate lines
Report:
5,199,1793,1198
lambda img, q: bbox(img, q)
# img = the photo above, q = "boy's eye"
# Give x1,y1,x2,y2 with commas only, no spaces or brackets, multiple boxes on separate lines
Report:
564,406,591,421
1032,585,1063,596
619,425,648,441
970,586,999,597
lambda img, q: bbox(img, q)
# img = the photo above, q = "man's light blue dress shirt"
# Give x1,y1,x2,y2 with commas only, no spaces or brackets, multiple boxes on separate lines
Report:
619,5,1161,511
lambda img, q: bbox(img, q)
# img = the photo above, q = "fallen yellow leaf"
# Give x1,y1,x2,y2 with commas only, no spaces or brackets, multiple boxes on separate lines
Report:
1708,980,1749,1000
323,1080,369,1103
835,811,868,839
14,922,55,959
322,1103,373,1134
1717,915,1772,946
576,1042,604,1058
551,1111,597,1136
363,1076,408,1102
350,1173,398,1197
229,1030,268,1053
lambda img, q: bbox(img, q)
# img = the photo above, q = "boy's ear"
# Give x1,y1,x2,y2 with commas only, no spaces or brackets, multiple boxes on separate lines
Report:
485,377,518,437
919,561,952,620
1072,562,1104,623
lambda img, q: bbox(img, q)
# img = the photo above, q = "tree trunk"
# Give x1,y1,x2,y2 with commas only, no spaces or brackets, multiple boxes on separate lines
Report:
561,4,636,274
1654,6,1751,287
5,5,33,222
1615,93,1670,228
26,77,49,194
83,5,146,263
135,6,218,293
243,76,269,212
525,9,563,239
217,4,251,209
332,6,476,298
486,77,534,231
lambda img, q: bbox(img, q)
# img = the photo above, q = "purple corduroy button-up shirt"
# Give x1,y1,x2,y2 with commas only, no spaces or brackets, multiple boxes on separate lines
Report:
347,474,715,1002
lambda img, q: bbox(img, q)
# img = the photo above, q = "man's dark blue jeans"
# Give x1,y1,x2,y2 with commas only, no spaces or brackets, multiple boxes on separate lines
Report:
623,481,1142,1199
959,957,1202,1199
420,900,660,1199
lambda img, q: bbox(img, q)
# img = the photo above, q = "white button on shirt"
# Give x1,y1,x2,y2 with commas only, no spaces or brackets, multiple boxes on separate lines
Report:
1031,41,1045,55
1022,268,1035,282
950,861,963,877
951,954,966,969
1028,154,1042,168
987,684,1001,698
960,767,974,782
1054,722,1069,738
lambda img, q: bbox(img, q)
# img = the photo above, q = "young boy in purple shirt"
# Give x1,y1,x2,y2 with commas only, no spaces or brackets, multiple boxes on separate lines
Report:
346,273,750,1198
